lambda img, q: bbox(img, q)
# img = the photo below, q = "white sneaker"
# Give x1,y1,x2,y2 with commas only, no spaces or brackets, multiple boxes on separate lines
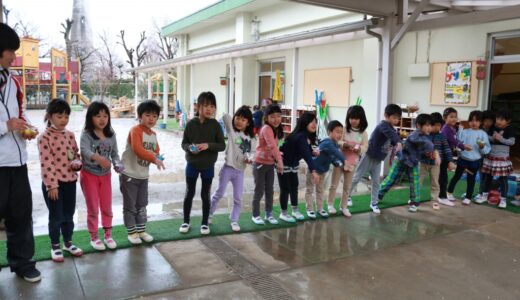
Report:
291,211,305,221
179,223,190,233
231,222,241,232
51,248,64,263
511,200,520,207
63,244,83,257
438,198,455,207
139,232,154,242
90,239,106,251
104,237,117,250
498,199,507,209
341,208,352,217
279,213,296,223
447,193,456,201
474,193,488,204
306,210,317,219
318,209,329,218
462,198,471,205
128,233,142,245
408,205,418,213
328,206,337,215
370,203,381,214
252,216,265,225
265,216,279,225
200,225,210,235
347,198,353,207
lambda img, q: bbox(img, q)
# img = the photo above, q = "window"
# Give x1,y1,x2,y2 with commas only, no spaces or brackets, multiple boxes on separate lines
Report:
258,59,285,104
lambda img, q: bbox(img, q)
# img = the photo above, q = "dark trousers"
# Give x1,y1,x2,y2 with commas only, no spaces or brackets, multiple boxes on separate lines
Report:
438,160,449,199
0,165,36,274
480,173,509,198
277,171,299,211
447,159,480,199
183,164,214,225
42,181,77,245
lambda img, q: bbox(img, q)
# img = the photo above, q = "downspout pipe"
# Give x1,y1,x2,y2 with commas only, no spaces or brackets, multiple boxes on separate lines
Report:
364,16,384,121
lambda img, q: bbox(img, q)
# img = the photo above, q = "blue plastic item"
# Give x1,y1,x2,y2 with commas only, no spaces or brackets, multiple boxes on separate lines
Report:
507,180,517,198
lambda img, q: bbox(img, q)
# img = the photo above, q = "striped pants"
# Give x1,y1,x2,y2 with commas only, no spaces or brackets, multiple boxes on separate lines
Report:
378,160,420,206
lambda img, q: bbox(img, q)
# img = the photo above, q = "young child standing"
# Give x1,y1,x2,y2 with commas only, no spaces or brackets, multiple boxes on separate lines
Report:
327,105,368,217
378,114,438,212
120,100,165,245
80,102,122,251
209,105,255,232
305,120,346,219
349,104,403,214
252,104,284,225
477,109,516,208
38,99,83,262
439,107,471,202
180,92,225,235
419,112,455,207
475,110,495,201
277,112,320,223
447,111,491,205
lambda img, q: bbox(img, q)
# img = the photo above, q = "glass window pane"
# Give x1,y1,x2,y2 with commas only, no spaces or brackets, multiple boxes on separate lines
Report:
260,62,271,72
494,37,520,56
272,61,285,72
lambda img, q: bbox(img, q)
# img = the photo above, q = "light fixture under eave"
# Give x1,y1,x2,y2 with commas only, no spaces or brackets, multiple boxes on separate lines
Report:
251,17,260,41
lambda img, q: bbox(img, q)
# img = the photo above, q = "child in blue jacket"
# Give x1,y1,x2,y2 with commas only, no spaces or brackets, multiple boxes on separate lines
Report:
304,121,346,219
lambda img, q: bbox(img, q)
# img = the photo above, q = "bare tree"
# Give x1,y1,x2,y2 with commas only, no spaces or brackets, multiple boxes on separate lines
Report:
73,45,97,78
118,30,147,79
150,22,177,61
60,18,74,61
99,31,118,80
13,19,38,37
3,5,11,25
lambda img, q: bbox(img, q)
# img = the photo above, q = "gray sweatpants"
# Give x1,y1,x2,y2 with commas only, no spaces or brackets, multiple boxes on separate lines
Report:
120,174,148,233
252,163,275,218
349,155,382,205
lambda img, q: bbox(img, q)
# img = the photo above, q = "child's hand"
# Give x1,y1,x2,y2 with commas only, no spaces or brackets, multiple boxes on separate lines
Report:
464,144,473,151
48,188,59,201
493,132,502,141
114,163,125,173
70,159,82,171
155,158,165,170
395,143,403,152
312,149,320,157
448,162,456,171
197,143,209,151
312,171,320,185
97,156,111,169
276,161,283,174
435,156,441,166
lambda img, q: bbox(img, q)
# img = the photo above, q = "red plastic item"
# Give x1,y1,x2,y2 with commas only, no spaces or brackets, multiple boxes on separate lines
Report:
487,190,500,205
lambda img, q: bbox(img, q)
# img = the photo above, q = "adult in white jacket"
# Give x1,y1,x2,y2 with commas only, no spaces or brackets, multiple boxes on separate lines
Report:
0,23,41,283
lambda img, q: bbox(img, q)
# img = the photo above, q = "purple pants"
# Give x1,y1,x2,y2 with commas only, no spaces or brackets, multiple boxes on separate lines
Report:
210,165,244,222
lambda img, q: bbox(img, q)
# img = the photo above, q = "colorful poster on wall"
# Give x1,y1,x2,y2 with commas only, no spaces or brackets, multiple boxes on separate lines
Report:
444,62,472,104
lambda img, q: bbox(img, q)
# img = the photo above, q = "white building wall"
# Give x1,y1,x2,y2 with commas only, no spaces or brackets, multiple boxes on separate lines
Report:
393,18,520,119
192,59,229,117
188,20,236,52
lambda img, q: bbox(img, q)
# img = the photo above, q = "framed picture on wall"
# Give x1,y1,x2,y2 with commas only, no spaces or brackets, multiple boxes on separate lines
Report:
430,61,479,107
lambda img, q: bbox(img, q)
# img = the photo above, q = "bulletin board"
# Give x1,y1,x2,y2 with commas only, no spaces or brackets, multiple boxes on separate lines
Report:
430,61,479,107
303,67,351,107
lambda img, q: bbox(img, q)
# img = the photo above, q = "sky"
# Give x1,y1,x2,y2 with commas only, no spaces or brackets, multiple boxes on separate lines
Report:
4,0,218,52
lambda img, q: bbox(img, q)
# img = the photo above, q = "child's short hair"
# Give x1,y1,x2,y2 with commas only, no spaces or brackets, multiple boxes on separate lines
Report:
0,23,20,55
233,105,255,138
443,107,457,119
495,108,512,121
416,113,432,127
137,100,161,117
346,105,368,133
253,105,260,111
85,101,114,139
327,120,343,133
45,99,71,127
384,104,402,118
430,112,444,126
468,110,483,122
482,110,495,122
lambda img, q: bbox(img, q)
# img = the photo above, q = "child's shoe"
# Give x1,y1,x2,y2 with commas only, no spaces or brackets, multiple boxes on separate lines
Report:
511,200,520,207
279,213,296,223
179,223,191,233
51,248,64,263
200,225,210,235
128,233,142,244
265,216,279,225
370,203,381,214
462,198,471,205
291,211,305,221
19,267,41,283
438,198,455,206
251,216,265,225
139,232,154,242
341,207,352,217
318,209,329,218
104,237,117,250
474,193,488,204
306,210,317,219
231,222,241,232
347,198,353,207
408,205,418,212
498,198,507,209
447,193,456,201
63,244,83,257
90,239,106,251
328,205,337,215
